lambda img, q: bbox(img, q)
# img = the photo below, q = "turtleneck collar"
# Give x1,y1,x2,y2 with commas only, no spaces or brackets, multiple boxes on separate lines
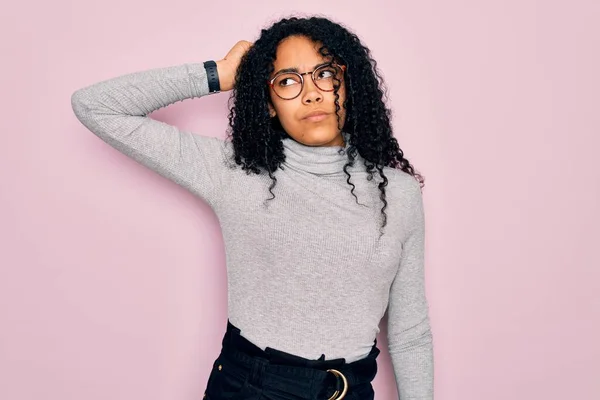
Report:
282,132,354,176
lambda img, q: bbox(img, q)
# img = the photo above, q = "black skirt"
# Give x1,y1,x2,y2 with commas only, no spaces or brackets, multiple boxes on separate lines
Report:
203,319,381,400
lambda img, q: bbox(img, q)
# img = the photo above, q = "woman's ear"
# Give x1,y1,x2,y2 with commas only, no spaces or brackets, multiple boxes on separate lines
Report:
268,103,277,118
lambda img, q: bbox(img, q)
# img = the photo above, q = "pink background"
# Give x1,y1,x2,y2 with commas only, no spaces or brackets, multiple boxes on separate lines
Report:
2,1,599,399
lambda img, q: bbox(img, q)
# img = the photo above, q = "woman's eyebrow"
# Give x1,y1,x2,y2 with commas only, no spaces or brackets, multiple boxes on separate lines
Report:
273,62,330,76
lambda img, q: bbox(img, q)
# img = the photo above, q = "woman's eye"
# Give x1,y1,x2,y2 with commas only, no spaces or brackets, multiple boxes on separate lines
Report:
279,77,300,87
317,69,335,79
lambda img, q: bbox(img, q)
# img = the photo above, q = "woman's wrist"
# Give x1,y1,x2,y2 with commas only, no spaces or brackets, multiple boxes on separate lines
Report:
215,59,233,92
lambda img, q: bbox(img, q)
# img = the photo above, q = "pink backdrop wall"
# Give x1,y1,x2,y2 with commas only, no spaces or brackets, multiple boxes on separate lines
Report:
1,1,599,399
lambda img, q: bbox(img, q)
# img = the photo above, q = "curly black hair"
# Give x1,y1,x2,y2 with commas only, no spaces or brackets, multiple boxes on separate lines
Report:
225,15,424,238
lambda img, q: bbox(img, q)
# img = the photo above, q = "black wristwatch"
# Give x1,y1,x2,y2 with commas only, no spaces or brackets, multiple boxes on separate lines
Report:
203,60,221,94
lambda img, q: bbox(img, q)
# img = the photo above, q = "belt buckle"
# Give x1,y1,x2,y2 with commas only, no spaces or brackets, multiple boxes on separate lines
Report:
326,369,348,400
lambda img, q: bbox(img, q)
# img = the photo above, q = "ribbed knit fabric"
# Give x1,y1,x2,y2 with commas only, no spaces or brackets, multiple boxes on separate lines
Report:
71,63,434,399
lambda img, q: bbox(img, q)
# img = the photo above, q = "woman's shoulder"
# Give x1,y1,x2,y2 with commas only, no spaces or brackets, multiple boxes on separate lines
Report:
381,166,422,193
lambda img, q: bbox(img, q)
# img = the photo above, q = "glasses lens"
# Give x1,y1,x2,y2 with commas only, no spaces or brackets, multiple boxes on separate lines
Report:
272,73,302,99
313,65,343,92
271,65,344,99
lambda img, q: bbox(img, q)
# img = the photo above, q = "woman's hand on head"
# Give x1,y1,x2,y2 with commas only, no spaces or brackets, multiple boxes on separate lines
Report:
216,40,253,92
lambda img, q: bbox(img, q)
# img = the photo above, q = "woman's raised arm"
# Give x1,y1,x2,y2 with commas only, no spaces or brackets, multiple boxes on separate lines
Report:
70,42,251,209
71,62,230,209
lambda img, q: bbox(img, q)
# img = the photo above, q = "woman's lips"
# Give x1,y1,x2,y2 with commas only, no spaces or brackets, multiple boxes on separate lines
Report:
303,113,329,122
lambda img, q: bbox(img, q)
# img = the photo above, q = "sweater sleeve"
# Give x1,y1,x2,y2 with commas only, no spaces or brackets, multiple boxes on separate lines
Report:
70,63,230,209
387,179,434,399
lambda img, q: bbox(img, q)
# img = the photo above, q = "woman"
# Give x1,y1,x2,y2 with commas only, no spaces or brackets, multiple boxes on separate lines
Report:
71,16,433,400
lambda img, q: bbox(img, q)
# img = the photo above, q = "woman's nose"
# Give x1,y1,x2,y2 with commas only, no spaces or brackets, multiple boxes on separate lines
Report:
302,79,323,103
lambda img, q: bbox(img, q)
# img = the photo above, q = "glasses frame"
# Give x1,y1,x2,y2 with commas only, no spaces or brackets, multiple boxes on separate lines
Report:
268,62,347,100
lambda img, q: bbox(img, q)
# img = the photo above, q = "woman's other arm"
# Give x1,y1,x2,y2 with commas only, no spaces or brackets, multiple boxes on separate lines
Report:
387,179,435,399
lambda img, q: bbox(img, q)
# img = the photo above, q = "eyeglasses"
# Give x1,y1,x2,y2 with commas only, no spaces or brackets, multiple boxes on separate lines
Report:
268,63,346,100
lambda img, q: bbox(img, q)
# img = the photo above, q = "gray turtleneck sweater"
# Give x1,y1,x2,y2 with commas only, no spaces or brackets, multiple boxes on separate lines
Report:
71,62,434,399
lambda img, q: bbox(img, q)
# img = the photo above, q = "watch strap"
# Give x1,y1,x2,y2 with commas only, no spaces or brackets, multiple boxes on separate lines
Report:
203,60,221,94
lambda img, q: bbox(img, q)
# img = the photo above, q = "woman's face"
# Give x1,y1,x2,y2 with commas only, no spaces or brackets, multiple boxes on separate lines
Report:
268,35,347,147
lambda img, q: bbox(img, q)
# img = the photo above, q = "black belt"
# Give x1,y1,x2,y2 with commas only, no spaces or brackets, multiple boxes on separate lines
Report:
219,320,380,400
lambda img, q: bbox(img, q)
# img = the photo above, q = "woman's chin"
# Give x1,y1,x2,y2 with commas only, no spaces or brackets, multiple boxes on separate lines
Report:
293,130,343,147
